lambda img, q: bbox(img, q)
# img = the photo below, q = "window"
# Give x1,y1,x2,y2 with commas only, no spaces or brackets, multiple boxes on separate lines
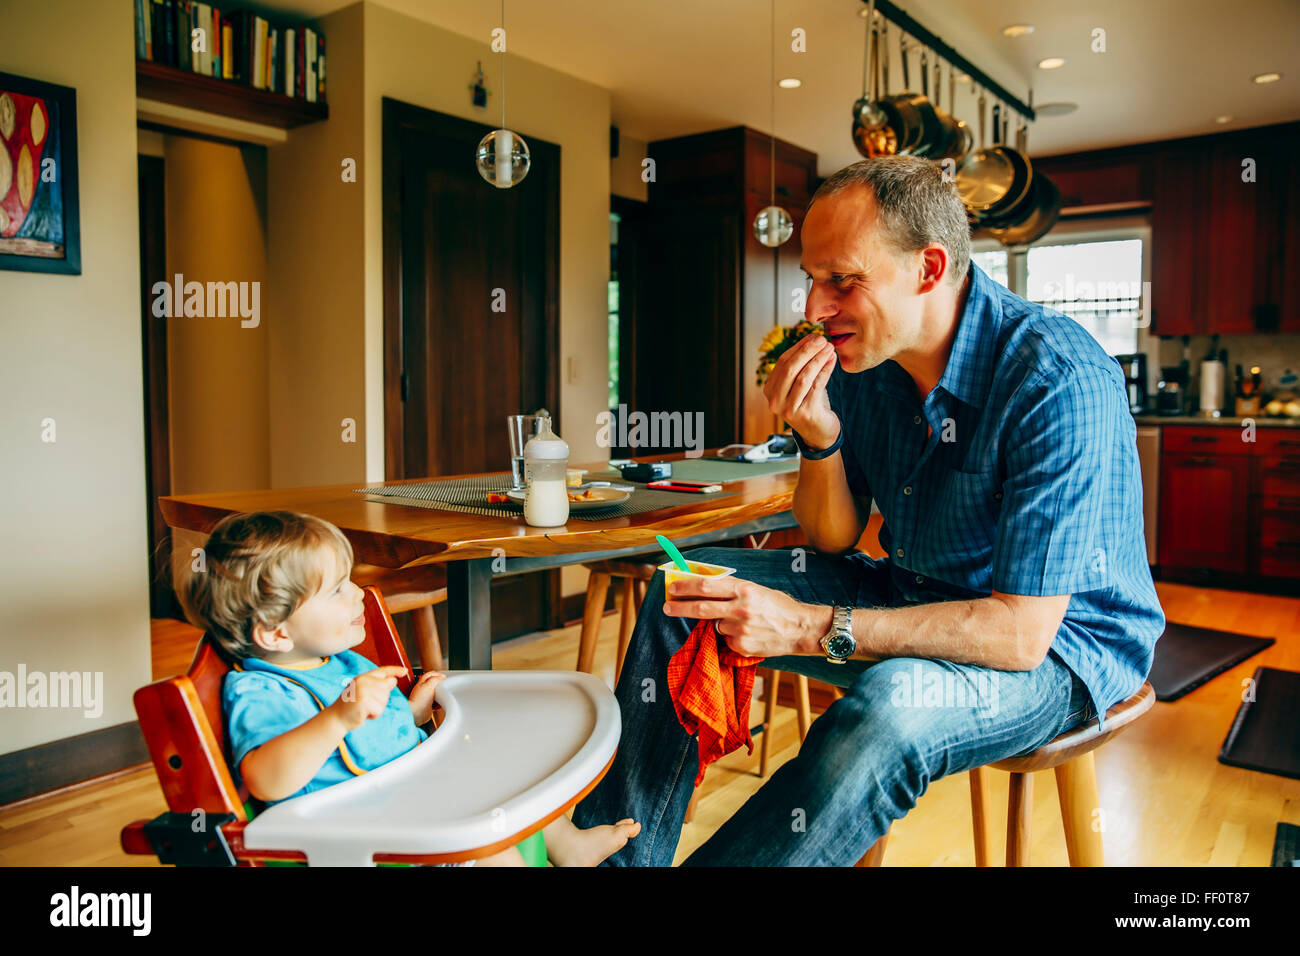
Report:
970,221,1147,356
970,249,1009,289
608,212,620,409
1026,239,1143,355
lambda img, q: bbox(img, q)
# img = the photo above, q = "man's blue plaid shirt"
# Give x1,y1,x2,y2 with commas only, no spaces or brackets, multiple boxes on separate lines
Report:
824,262,1164,731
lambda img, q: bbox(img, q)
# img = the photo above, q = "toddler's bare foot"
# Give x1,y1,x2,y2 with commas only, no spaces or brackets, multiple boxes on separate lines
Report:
549,818,641,867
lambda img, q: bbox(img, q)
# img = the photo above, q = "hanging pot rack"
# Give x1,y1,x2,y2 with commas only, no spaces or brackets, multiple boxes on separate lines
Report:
862,0,1035,123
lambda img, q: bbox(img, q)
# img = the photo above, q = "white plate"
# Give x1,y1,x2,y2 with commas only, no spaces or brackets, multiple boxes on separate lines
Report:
505,487,631,510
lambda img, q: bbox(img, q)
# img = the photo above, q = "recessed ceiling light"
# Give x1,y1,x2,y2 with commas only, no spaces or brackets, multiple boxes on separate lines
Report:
1253,71,1282,84
1036,102,1078,117
1215,114,1233,124
1002,24,1035,38
1038,57,1066,70
778,78,801,89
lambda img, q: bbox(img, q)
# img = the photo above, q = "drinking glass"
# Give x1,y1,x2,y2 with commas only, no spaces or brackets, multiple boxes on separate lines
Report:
506,414,539,489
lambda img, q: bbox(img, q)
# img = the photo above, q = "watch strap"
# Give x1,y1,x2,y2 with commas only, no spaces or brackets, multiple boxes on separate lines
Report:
791,421,844,461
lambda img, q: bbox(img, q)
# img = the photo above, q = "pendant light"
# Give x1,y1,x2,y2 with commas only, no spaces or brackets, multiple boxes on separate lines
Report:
475,0,530,188
753,0,792,247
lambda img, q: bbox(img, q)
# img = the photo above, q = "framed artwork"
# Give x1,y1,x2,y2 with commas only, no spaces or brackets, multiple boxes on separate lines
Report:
0,71,81,274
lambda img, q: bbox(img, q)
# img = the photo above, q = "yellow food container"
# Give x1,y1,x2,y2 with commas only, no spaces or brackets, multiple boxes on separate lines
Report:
659,559,737,596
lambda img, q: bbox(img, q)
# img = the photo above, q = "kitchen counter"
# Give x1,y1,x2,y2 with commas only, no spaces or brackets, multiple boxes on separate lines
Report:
1132,414,1300,428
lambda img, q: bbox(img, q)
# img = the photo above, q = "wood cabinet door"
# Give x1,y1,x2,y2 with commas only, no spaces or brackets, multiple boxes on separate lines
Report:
1206,138,1272,335
1149,150,1207,336
1279,127,1300,333
1157,451,1250,572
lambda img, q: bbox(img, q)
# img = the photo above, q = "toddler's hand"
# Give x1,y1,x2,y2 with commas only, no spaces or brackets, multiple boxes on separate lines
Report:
331,665,407,730
408,670,446,725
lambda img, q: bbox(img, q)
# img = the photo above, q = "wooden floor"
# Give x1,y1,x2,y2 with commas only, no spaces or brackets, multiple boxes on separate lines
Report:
1,581,1297,866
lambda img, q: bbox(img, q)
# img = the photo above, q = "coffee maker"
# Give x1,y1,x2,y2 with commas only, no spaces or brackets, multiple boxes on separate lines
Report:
1113,353,1148,414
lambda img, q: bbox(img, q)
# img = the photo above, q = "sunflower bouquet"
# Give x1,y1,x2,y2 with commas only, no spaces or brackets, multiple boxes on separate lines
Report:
756,320,825,386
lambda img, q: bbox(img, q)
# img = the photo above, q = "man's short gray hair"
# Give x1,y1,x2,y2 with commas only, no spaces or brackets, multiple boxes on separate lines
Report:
808,156,971,287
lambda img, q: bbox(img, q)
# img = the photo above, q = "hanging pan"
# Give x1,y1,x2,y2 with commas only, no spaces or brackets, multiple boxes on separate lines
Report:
955,96,1031,221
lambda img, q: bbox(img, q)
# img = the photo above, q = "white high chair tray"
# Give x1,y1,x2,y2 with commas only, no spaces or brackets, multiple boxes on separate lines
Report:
241,670,620,866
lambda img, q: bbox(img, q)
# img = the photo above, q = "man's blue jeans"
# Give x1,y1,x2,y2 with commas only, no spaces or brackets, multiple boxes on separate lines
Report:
572,545,1094,866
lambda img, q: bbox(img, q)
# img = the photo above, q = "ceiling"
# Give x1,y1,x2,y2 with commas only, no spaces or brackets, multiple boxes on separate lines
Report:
269,0,1300,175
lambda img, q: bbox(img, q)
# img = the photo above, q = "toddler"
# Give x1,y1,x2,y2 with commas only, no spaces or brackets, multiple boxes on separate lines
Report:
180,510,639,866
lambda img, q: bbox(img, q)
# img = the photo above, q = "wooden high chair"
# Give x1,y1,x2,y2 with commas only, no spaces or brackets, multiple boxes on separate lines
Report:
121,585,618,866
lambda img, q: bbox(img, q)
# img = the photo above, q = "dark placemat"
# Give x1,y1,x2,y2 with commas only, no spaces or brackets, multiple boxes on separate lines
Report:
1273,822,1300,867
1219,666,1300,781
354,474,735,521
1148,623,1275,701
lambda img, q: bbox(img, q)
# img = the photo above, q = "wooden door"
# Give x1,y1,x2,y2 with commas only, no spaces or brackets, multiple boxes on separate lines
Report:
634,204,740,451
382,99,561,640
138,154,179,619
1157,451,1250,572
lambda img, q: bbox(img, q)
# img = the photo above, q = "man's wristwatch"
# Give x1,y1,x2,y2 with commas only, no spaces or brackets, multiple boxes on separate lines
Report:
820,606,856,664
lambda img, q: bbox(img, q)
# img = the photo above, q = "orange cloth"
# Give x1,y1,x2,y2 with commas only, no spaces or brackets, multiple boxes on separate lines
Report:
667,619,765,786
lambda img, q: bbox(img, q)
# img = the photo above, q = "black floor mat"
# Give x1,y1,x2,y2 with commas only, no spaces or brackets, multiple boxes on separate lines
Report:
1148,623,1274,701
1273,822,1300,867
1219,667,1300,781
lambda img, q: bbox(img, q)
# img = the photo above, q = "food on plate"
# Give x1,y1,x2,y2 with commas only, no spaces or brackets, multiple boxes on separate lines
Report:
567,488,601,502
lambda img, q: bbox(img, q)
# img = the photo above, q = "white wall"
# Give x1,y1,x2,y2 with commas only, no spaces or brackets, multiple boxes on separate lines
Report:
0,0,151,754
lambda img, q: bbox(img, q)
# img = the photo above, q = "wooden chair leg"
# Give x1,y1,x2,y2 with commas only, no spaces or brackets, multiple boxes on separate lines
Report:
856,827,890,866
684,786,701,824
759,668,781,778
632,579,646,614
1005,771,1033,866
795,674,811,742
615,577,636,683
576,572,610,674
411,605,445,673
1055,752,1105,866
969,765,995,867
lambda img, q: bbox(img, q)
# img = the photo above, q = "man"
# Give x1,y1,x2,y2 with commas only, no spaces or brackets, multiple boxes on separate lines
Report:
573,155,1164,866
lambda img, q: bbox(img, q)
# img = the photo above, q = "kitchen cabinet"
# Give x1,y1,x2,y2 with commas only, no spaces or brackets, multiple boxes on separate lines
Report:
1205,135,1283,335
634,127,819,448
1035,121,1300,337
1158,425,1300,580
1148,150,1208,337
1158,445,1250,573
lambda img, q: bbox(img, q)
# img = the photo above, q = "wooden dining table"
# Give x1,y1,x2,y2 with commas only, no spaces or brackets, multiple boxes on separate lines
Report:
158,450,802,670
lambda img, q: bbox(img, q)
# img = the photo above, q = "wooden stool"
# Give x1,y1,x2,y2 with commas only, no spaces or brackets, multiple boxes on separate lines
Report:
575,558,655,683
350,563,448,673
757,669,812,777
856,680,1156,867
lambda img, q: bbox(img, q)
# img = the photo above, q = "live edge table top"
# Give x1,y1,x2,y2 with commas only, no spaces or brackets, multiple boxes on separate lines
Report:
157,450,800,571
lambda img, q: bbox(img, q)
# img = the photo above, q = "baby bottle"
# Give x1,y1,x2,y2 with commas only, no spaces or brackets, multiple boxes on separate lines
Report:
523,413,570,527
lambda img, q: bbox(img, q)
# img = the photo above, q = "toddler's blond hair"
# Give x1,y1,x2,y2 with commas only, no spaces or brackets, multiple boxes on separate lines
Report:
179,511,353,661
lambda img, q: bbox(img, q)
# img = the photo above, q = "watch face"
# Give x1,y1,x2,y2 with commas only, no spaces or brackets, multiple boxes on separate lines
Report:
826,631,855,659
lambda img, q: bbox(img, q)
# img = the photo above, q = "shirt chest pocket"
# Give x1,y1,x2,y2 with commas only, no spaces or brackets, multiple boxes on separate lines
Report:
937,469,1002,554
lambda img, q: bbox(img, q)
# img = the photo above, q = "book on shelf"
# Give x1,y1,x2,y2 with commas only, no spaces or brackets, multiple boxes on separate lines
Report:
133,2,326,104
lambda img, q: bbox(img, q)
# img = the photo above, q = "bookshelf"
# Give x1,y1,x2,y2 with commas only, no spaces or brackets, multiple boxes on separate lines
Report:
136,60,327,130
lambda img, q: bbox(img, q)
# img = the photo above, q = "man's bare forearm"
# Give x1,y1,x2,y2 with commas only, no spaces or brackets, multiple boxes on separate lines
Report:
792,451,864,555
795,596,1044,672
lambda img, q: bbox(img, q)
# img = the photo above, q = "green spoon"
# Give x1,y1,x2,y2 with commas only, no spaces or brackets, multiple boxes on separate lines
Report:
656,534,690,572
